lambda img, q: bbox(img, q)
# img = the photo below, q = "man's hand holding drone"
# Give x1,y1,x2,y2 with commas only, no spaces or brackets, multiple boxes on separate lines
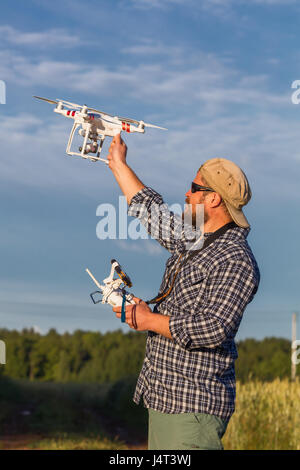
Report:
113,296,153,331
107,133,128,170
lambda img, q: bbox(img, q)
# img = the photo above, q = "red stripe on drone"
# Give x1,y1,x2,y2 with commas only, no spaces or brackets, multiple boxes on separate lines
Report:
122,122,130,132
72,111,75,117
67,110,70,116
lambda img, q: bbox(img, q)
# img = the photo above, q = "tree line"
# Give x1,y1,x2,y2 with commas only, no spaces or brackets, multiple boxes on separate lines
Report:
0,328,293,383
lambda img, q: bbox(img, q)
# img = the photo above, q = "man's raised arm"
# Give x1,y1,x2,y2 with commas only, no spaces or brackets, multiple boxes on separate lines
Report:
107,133,201,254
107,133,144,204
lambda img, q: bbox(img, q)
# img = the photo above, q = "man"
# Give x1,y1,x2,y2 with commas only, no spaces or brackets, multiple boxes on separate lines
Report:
107,134,260,450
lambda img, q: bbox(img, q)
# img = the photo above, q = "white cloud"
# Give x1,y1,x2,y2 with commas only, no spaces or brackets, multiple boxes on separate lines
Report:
126,107,300,204
124,0,188,9
201,0,298,12
0,45,288,113
251,0,297,4
0,112,116,194
121,40,183,62
0,70,297,200
1,103,299,205
132,0,297,20
127,0,297,11
0,25,83,48
0,37,296,201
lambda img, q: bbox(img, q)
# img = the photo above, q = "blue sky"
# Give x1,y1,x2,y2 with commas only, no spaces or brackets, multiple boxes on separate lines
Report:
0,0,299,340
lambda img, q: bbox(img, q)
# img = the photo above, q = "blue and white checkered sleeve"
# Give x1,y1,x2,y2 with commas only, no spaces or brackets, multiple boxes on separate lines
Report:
169,260,258,349
128,186,197,253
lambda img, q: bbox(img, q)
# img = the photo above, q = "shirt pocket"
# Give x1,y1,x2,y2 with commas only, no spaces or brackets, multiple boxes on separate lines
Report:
188,265,207,286
179,262,207,288
172,265,207,307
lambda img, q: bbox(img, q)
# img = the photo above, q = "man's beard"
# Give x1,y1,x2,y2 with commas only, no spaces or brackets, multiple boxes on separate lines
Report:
182,203,208,228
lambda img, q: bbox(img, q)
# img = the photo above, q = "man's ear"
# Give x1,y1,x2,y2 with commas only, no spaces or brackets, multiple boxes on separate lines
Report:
209,192,223,208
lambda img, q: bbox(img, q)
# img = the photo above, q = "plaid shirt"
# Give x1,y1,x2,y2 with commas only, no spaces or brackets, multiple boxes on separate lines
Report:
128,187,260,421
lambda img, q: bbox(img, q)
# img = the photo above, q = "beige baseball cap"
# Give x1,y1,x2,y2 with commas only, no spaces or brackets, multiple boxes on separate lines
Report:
199,158,251,228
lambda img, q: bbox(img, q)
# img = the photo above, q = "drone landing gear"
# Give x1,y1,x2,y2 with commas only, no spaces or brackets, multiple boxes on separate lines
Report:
94,136,106,163
66,122,108,163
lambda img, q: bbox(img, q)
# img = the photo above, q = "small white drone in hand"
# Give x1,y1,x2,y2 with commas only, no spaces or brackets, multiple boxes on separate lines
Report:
34,96,167,163
86,259,135,309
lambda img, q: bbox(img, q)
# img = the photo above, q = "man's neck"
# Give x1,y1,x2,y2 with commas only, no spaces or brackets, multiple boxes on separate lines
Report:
204,217,234,233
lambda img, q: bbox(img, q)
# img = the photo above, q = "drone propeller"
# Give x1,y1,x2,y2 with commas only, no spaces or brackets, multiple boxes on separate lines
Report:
143,122,168,130
118,116,140,125
34,96,167,130
87,107,115,117
56,99,82,109
34,96,81,110
34,96,59,105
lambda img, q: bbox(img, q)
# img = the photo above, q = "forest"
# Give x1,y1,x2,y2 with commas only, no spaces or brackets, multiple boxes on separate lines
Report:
0,328,293,383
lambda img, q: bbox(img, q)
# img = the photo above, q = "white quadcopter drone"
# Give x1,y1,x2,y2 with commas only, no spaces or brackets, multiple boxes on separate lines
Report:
34,96,167,163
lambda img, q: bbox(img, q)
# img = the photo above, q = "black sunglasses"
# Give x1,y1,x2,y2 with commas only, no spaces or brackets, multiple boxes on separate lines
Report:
191,182,215,193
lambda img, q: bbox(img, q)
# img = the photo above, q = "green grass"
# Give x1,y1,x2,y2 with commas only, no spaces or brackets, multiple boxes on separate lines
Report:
0,375,147,448
27,432,128,450
223,378,300,450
